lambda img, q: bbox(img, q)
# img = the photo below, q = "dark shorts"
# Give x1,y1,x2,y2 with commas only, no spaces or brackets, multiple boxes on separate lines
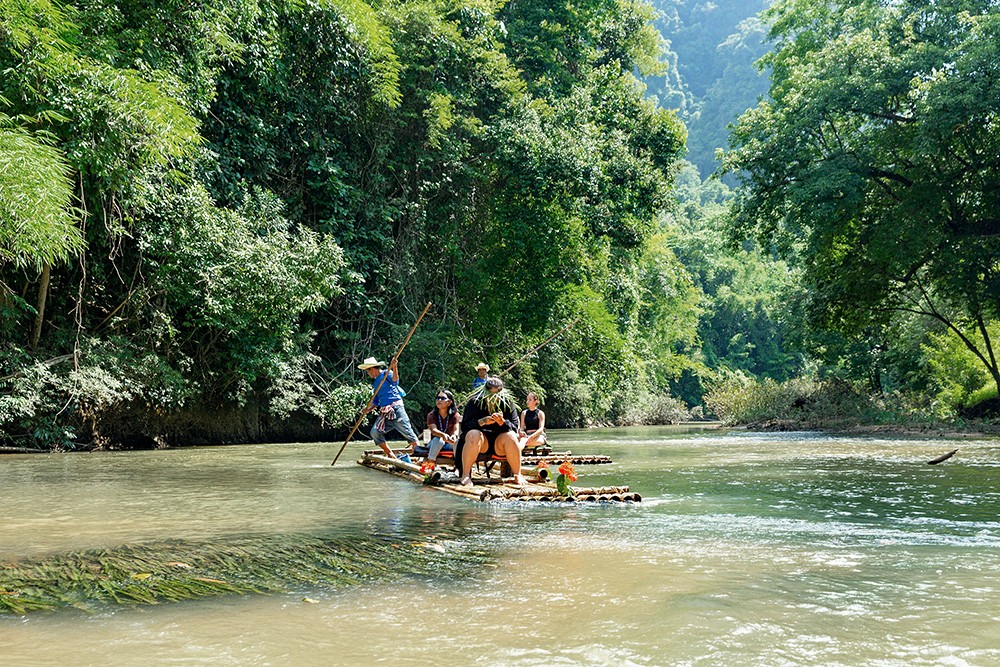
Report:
480,430,504,457
457,429,512,472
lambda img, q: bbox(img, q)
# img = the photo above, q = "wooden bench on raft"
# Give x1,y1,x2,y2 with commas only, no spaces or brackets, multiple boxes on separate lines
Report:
410,446,513,479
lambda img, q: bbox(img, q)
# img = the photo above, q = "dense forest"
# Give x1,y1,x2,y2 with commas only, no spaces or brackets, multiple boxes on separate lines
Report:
1,0,694,448
2,0,998,449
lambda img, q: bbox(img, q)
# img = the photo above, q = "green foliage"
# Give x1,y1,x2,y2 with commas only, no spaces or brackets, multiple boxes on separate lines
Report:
614,387,689,425
922,323,1000,416
704,370,880,427
963,384,1000,416
0,1,82,270
1,0,699,448
666,162,804,404
0,121,81,270
725,0,1000,400
139,182,347,385
0,340,193,449
268,353,371,428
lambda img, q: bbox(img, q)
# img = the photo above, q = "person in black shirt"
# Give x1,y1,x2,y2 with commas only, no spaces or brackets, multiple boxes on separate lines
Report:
457,377,522,486
519,391,547,452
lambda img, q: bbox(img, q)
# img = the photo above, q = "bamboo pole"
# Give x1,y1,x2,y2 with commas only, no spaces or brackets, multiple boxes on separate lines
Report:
365,453,424,475
331,303,432,466
459,317,582,405
497,316,581,377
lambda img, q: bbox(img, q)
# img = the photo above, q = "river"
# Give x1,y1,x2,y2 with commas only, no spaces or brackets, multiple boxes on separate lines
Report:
2,426,999,666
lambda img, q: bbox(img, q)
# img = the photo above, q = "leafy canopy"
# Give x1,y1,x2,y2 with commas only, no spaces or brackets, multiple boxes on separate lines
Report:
724,0,1000,393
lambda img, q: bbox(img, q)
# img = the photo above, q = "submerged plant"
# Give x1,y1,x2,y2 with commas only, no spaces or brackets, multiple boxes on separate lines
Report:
0,533,494,614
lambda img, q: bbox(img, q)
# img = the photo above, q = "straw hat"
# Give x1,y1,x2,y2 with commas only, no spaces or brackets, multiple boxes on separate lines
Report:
358,356,386,370
475,362,490,371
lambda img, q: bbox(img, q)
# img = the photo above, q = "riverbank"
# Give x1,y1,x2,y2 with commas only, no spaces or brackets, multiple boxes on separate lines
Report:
0,419,725,454
746,418,1000,440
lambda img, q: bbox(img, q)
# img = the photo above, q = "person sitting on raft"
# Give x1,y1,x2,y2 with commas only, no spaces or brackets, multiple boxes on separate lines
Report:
423,389,460,461
457,377,523,486
518,391,547,451
359,356,420,460
472,362,490,389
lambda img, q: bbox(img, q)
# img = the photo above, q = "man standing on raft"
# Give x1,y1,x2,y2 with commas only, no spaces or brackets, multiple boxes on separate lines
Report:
359,356,420,459
457,377,524,486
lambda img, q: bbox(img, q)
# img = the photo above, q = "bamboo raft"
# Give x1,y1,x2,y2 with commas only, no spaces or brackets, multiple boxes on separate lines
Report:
521,452,614,465
358,451,640,503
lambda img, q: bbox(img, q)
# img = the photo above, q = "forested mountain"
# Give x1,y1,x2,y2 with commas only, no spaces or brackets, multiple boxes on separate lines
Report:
638,0,800,404
646,0,770,177
1,0,694,448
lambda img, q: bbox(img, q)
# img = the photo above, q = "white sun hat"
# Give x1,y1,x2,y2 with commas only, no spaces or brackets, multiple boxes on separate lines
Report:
358,357,387,370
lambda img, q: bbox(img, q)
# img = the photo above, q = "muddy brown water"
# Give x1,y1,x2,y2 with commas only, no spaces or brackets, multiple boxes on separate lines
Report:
2,426,999,666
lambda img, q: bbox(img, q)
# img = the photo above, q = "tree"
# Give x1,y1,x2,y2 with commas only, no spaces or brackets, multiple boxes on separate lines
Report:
0,119,80,271
0,2,84,350
724,0,1000,397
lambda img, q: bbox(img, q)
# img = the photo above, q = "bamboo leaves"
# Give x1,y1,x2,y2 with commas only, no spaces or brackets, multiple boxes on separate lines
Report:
0,121,81,270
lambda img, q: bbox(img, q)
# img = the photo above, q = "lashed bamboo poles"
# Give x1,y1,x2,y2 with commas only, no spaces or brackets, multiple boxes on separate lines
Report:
331,302,432,466
358,453,640,503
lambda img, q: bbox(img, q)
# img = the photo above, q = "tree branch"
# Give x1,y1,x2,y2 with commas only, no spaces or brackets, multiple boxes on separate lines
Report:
851,108,915,124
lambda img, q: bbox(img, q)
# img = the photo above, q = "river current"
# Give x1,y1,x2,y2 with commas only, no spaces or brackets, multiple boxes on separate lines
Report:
1,426,998,666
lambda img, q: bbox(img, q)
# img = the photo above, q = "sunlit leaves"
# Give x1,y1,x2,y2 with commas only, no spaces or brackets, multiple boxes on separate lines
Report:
725,0,1000,392
0,121,81,269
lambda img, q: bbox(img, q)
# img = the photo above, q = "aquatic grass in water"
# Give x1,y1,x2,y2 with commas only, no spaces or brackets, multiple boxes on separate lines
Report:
0,534,493,614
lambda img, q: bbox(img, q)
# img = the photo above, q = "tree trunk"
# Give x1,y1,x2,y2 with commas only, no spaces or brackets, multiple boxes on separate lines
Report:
29,264,51,351
976,315,1000,400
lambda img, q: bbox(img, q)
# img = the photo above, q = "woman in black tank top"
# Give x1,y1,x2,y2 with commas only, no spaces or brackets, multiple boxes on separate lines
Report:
518,392,547,450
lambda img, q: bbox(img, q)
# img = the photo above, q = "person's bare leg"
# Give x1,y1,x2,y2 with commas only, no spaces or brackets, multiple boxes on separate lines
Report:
495,432,524,484
461,430,486,485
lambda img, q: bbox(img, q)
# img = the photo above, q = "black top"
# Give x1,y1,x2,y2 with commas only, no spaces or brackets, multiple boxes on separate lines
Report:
459,396,519,441
455,394,520,476
523,408,541,432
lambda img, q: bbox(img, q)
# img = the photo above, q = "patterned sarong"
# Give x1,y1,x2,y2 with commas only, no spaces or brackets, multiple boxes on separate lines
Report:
374,402,402,432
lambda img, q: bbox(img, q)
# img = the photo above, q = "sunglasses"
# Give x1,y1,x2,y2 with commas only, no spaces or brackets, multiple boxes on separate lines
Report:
436,396,450,401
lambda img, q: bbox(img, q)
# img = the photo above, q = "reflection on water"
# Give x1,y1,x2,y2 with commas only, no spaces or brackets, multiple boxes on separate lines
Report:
2,427,1000,666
